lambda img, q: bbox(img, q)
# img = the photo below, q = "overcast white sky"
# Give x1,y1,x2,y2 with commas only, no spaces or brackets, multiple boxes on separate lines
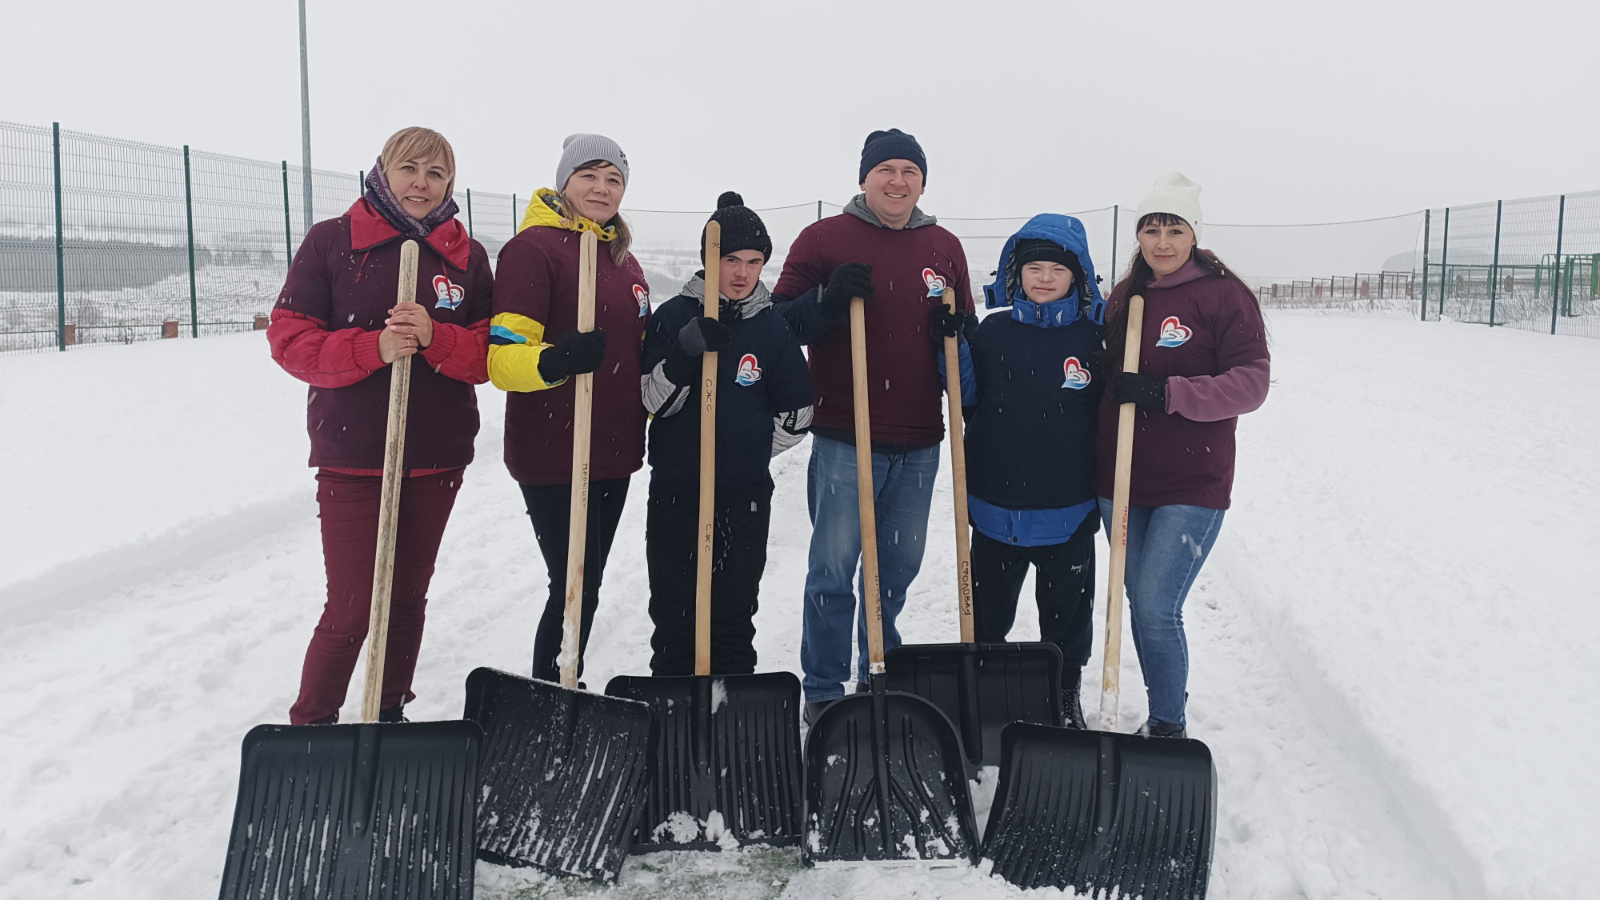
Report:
5,0,1597,223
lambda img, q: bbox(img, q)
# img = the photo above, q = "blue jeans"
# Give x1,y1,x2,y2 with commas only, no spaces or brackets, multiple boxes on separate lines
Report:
1098,498,1225,728
801,434,939,701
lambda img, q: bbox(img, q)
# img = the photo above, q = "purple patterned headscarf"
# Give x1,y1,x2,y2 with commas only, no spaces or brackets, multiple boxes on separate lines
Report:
365,156,460,238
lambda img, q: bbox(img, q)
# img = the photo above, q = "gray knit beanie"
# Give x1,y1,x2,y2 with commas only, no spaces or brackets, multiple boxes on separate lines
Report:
555,133,629,193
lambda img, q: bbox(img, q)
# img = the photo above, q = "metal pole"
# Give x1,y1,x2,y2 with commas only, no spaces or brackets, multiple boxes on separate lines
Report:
1112,206,1120,281
1438,207,1450,318
53,122,66,352
816,199,822,221
1551,194,1566,335
281,161,293,271
512,192,518,231
466,187,474,239
183,146,198,338
1489,199,1502,326
297,0,314,236
1420,209,1431,320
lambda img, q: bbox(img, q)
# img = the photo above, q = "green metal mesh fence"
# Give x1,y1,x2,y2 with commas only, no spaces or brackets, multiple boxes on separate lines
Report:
3,118,1596,354
1419,190,1600,337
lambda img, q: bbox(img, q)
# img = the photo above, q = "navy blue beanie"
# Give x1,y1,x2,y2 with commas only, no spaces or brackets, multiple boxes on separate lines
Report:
858,128,927,185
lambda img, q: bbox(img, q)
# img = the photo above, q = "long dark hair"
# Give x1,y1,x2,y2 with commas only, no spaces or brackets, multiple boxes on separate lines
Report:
1102,213,1263,371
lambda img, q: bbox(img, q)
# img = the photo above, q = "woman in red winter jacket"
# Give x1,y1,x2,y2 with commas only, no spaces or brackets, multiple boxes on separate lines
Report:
1097,173,1269,740
268,126,494,724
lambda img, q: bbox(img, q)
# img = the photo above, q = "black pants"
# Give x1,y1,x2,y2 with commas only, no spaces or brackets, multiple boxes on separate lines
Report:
521,476,631,682
646,493,771,676
970,518,1097,668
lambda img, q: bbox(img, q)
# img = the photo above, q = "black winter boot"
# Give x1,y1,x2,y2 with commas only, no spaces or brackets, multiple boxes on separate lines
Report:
1137,717,1186,739
1061,668,1087,730
377,705,408,724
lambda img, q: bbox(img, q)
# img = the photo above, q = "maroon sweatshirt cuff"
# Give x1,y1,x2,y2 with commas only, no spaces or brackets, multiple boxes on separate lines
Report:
352,329,385,373
1165,358,1270,422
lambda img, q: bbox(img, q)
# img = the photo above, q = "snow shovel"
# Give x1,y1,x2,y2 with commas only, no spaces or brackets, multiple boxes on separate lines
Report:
219,240,483,899
464,230,654,883
884,284,1065,775
981,295,1218,899
802,294,979,865
605,221,803,852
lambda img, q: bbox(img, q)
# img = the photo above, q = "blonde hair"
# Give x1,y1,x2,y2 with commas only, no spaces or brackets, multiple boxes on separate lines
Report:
380,127,456,195
561,161,633,266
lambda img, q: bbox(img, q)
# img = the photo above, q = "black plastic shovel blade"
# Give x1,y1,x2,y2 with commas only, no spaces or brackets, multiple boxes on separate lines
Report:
463,667,654,883
218,721,481,900
802,679,979,865
982,722,1217,899
884,641,1063,774
604,671,803,852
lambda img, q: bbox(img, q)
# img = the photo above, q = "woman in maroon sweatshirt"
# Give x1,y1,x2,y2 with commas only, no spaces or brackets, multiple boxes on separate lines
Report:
1096,173,1269,739
487,133,651,683
268,126,493,724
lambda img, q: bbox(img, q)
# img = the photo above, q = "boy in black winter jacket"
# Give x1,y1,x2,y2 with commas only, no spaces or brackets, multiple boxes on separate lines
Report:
933,213,1106,728
640,193,814,675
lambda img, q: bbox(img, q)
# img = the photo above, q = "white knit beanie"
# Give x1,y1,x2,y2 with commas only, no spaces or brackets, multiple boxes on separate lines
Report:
555,133,629,193
1134,172,1203,242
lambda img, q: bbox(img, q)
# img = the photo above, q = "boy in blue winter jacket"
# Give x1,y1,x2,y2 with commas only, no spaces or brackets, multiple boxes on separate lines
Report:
932,214,1106,728
640,193,814,676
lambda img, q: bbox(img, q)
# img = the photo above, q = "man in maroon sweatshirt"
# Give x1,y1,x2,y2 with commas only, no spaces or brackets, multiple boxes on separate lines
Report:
772,129,974,719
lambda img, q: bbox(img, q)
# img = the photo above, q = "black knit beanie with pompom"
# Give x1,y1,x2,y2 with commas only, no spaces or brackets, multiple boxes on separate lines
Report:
701,191,773,263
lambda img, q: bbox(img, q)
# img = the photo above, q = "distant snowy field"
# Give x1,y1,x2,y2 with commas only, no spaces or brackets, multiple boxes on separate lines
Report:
1,312,1595,899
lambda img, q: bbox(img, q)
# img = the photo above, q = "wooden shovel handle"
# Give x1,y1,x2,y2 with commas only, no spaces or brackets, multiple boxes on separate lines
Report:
361,239,419,722
558,231,599,689
1100,293,1145,730
851,297,887,673
694,222,721,678
942,292,974,642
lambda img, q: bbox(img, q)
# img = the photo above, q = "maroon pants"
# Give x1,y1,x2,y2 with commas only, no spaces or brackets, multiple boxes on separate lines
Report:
288,468,464,725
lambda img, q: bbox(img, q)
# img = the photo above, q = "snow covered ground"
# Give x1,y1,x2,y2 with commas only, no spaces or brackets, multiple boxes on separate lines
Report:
1,312,1595,899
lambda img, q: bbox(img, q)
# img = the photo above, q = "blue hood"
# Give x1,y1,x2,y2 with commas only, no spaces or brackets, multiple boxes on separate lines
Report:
982,213,1106,326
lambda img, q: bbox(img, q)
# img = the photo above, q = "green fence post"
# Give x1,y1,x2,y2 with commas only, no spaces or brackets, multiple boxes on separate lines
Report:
183,146,199,338
466,187,474,239
282,161,293,271
1420,209,1430,321
1438,207,1450,318
1550,194,1566,335
1489,200,1502,326
52,122,67,352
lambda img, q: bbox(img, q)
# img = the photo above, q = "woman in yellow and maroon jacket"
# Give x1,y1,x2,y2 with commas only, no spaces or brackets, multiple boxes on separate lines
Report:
269,126,493,724
489,133,651,682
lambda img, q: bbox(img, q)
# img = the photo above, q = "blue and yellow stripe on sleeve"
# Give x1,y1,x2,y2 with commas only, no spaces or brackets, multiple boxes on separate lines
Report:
487,312,565,392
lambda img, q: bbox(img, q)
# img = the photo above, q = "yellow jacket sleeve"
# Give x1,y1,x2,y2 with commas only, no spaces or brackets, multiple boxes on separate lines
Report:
487,312,565,392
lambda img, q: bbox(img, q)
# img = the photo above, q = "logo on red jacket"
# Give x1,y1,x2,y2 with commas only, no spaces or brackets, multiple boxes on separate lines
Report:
922,267,947,298
633,284,649,317
1155,315,1192,348
735,353,762,386
432,275,464,310
1061,356,1091,390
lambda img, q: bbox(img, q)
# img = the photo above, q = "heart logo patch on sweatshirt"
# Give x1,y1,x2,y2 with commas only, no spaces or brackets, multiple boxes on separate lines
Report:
432,275,464,310
1061,356,1091,389
735,353,762,386
922,268,946,298
1155,316,1192,348
633,284,650,316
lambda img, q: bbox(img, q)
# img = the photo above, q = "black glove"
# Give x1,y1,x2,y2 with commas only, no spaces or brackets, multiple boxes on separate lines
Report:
537,328,607,382
1113,372,1167,410
928,303,966,341
821,262,874,315
677,316,732,356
